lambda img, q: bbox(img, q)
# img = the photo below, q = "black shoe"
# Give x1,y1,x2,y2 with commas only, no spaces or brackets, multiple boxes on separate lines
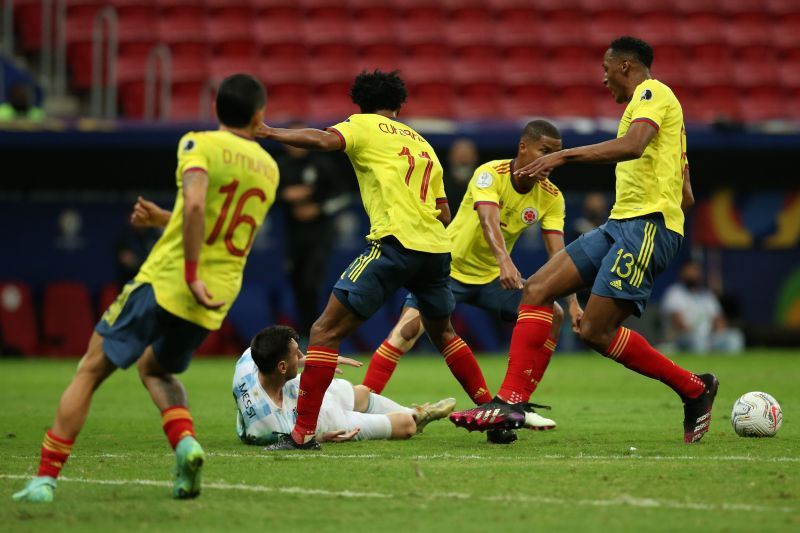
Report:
263,433,321,451
487,429,518,444
449,397,526,432
682,373,719,443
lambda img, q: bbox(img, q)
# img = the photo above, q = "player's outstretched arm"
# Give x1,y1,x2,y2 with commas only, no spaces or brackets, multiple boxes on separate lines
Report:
542,232,583,332
183,169,225,310
477,204,522,290
130,196,171,228
515,121,658,179
254,123,342,152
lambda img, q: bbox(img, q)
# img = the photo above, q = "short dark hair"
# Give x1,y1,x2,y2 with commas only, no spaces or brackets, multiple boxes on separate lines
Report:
250,325,299,374
521,120,561,142
350,70,408,113
216,74,266,128
609,36,654,69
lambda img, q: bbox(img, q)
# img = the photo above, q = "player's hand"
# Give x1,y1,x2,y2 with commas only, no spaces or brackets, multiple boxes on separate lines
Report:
254,122,272,139
335,356,363,375
568,301,584,334
187,279,226,310
514,152,566,180
499,257,523,290
318,428,360,443
131,196,171,228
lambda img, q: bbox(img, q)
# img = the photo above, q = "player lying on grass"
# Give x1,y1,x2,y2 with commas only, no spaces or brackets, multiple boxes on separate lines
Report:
362,120,583,441
449,36,718,444
13,74,280,503
254,70,494,451
234,326,455,444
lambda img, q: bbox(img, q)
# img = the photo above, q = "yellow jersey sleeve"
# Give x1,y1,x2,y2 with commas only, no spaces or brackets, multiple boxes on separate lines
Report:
470,167,502,208
540,192,566,234
628,81,670,131
327,118,366,155
177,133,210,175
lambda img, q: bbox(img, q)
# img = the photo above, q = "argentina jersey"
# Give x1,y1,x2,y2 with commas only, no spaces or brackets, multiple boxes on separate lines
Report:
232,349,299,445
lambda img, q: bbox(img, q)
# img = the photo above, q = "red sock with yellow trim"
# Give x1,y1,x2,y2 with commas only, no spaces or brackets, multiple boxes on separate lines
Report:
498,305,553,404
605,327,705,399
161,406,195,449
441,336,492,404
522,336,557,402
37,430,74,478
292,345,338,444
362,340,404,394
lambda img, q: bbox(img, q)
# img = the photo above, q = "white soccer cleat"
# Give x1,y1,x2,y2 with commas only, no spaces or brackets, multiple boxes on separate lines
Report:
413,397,456,433
524,410,557,431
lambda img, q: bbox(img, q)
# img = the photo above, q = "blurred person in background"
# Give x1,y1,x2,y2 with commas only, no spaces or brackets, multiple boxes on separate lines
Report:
661,261,744,353
443,138,479,215
0,82,44,121
276,121,349,344
571,192,609,240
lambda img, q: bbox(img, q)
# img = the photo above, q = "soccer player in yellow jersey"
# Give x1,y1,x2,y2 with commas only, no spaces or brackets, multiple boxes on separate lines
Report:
13,74,280,503
450,37,718,444
361,121,584,440
256,70,490,450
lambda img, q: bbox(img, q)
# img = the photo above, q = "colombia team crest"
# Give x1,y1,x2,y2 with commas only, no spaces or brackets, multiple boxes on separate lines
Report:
521,207,538,225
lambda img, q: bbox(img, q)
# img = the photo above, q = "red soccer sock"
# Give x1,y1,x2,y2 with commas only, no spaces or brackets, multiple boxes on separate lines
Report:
292,345,338,444
37,430,74,479
161,406,195,449
441,336,492,404
362,340,404,394
498,305,553,404
522,336,557,402
606,327,705,399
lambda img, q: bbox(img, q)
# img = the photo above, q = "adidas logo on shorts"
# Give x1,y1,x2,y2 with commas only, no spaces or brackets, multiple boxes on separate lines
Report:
610,279,623,290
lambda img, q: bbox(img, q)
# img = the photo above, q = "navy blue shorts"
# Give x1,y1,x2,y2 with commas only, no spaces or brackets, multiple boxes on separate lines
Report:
565,214,682,317
333,237,455,320
405,277,522,322
95,282,209,373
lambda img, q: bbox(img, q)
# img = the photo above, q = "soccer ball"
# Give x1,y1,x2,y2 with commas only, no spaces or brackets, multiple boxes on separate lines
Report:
730,392,783,437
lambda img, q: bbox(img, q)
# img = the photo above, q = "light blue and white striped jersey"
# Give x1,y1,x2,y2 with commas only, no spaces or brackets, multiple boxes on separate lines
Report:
233,349,299,445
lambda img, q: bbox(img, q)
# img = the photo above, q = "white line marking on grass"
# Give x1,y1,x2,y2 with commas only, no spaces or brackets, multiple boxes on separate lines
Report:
1,474,794,514
6,452,800,463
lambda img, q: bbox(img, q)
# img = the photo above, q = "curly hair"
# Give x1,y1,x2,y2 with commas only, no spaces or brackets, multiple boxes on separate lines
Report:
349,70,408,113
609,36,654,69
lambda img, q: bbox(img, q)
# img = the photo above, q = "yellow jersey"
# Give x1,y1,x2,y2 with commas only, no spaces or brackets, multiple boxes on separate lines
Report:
135,130,279,330
448,159,566,285
328,114,450,253
611,78,687,235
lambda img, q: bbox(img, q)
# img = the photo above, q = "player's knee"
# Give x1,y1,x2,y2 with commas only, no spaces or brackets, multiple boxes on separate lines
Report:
578,320,613,353
522,275,551,306
398,316,422,343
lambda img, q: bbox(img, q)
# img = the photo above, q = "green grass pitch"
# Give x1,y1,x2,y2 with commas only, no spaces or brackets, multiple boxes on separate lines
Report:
1,352,798,532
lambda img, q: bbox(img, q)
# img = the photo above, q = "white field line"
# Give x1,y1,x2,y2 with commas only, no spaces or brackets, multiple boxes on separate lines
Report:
0,474,795,514
6,452,800,463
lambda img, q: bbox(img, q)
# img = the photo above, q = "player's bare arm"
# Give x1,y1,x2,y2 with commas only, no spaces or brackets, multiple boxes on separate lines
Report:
476,203,522,290
183,169,225,310
437,201,452,227
255,123,343,152
681,165,694,211
130,196,171,228
515,121,658,178
542,231,583,333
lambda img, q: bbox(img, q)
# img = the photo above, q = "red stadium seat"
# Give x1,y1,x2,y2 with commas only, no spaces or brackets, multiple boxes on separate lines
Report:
585,10,634,49
494,7,541,47
195,320,241,357
395,6,446,46
539,11,588,47
403,81,456,118
14,0,44,52
740,87,787,121
766,0,800,15
263,82,310,121
787,89,800,120
686,87,741,122
254,6,304,46
355,44,403,73
545,46,597,88
170,42,212,84
725,13,772,47
689,45,735,88
778,53,800,89
549,86,596,118
454,83,502,120
207,10,256,52
650,46,688,87
350,6,398,46
0,282,38,355
497,46,549,85
399,55,451,84
678,14,726,46
306,43,357,84
303,8,352,46
308,82,359,121
732,46,780,89
259,55,308,85
672,0,720,15
718,0,767,15
500,83,552,119
771,14,800,51
157,5,208,44
450,49,500,84
42,282,95,357
593,88,624,118
444,7,494,47
209,55,258,83
634,13,681,48
98,283,121,318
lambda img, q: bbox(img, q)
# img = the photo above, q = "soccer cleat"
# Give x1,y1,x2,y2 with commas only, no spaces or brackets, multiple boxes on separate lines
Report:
449,398,527,432
12,476,56,503
486,429,518,444
682,373,719,444
524,410,557,431
413,397,456,434
263,433,322,451
173,436,205,499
